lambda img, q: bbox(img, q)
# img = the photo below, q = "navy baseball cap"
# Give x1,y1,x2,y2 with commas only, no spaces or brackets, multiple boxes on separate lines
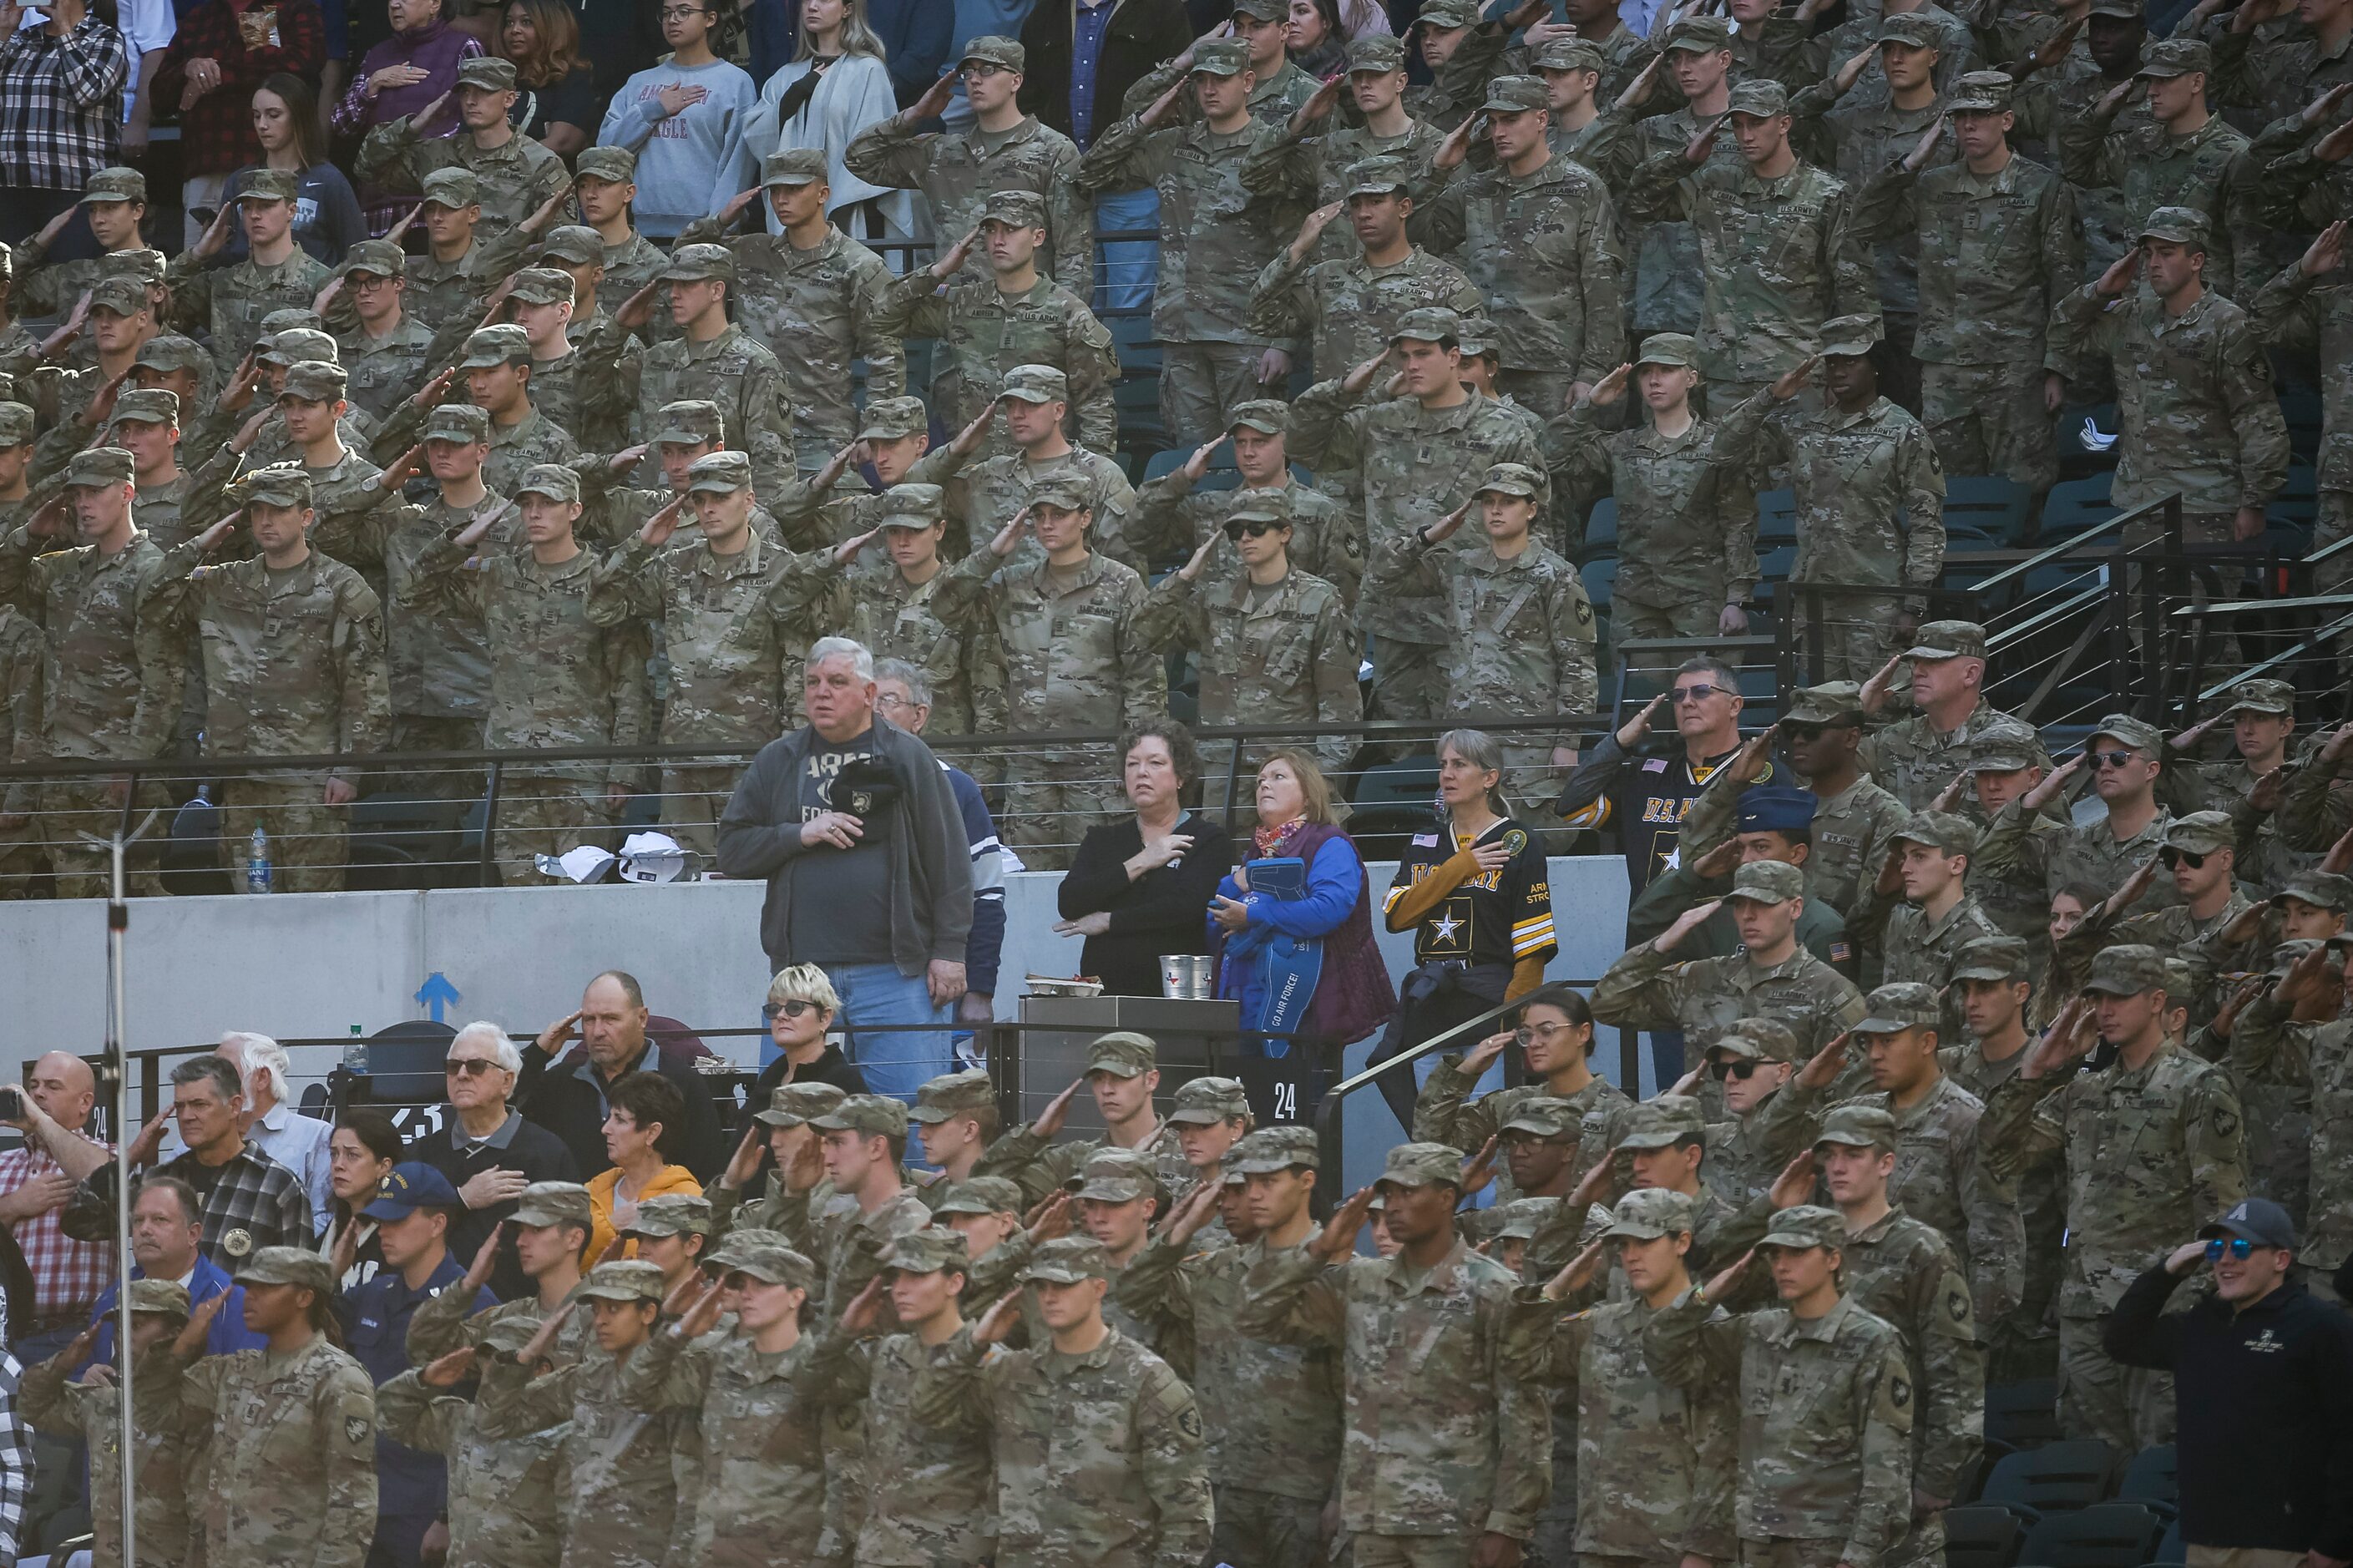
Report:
1738,786,1817,835
2199,1197,2297,1250
362,1161,463,1221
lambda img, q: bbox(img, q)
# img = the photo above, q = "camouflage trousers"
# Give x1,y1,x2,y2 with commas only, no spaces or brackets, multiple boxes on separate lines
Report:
1003,747,1126,871
2315,491,2351,664
1505,367,1595,555
1212,1485,1326,1568
1789,587,1909,685
1882,1510,1948,1568
1162,341,1277,448
1355,1532,1485,1568
1369,636,1448,725
220,775,350,893
2058,1311,2174,1454
41,776,168,898
0,814,45,898
1528,1401,1578,1568
388,713,488,799
657,762,745,859
1923,358,2058,494
1738,1539,1849,1568
493,774,611,882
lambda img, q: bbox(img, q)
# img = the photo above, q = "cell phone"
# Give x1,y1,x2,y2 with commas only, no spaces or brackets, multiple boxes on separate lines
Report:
189,206,220,230
0,1086,24,1120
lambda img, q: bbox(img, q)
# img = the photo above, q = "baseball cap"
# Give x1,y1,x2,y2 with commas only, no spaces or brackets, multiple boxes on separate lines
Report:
1227,398,1289,436
1725,859,1804,906
628,1193,713,1238
1759,1204,1845,1251
515,463,581,504
422,402,491,444
361,1161,462,1221
574,146,636,185
1000,363,1069,403
1949,70,2013,112
1950,934,2030,984
2082,942,2167,996
1736,785,1817,836
81,165,145,205
1604,1186,1695,1241
2199,1196,2297,1250
1348,33,1407,70
1815,1103,1898,1151
883,1227,971,1275
2090,714,2163,753
980,189,1047,229
1376,1141,1466,1190
99,248,165,288
1227,1125,1318,1175
539,225,606,266
1969,717,2042,773
686,449,754,495
89,276,146,316
908,1067,994,1123
2163,811,2233,855
1877,11,1943,46
1816,313,1880,358
1497,1095,1581,1141
753,1080,848,1128
761,148,828,189
574,1259,666,1302
1072,1146,1156,1203
1168,1075,1250,1125
1853,982,1943,1034
124,1277,191,1319
134,336,210,377
420,167,481,210
509,1181,593,1229
1616,1095,1705,1150
1223,488,1289,528
1084,1031,1156,1079
64,446,134,488
1343,157,1414,200
0,402,34,448
1892,810,1976,857
809,1093,910,1139
1416,0,1480,25
869,483,944,529
260,327,338,367
1022,1235,1113,1283
1536,36,1605,72
858,395,929,441
1454,316,1499,360
234,1246,336,1291
1493,1198,1550,1241
933,1175,1023,1216
1782,681,1865,726
1662,13,1733,49
1905,620,1988,660
2087,0,2141,16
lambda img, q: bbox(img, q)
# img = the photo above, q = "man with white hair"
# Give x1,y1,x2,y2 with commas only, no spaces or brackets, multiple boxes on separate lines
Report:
161,1033,337,1238
718,636,976,1102
405,1021,579,1299
0,1053,114,1361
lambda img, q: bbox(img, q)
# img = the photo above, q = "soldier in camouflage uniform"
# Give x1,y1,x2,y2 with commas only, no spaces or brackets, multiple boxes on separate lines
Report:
1249,156,1484,383
2054,812,2259,1028
1849,813,2008,993
0,590,40,896
913,364,1143,569
1242,35,1450,272
1855,621,2048,814
1133,488,1361,783
1980,943,2249,1450
331,240,438,426
1076,36,1303,446
105,390,193,556
576,399,792,554
2217,943,2353,1299
1414,989,1637,1201
936,472,1165,869
1368,461,1596,815
168,1247,381,1568
19,1277,194,1568
449,323,579,500
588,448,817,857
501,267,598,445
382,168,505,338
379,1311,569,1568
566,149,671,335
166,169,336,372
0,443,181,897
977,1031,1195,1207
1625,18,1748,343
1404,0,1516,130
1241,1141,1551,1566
1715,316,1946,682
355,56,574,242
1978,714,2179,908
912,1234,1214,1568
2254,206,2353,645
1131,400,1363,606
875,186,1116,459
1288,306,1544,722
413,463,652,877
9,165,154,321
676,147,906,472
2206,938,2337,1224
848,34,1092,295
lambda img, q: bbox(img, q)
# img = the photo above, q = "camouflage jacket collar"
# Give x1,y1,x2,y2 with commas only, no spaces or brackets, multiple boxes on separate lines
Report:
681,324,751,362
2190,888,2254,939
1840,1201,1913,1247
2144,289,2228,339
1633,417,1709,456
347,313,437,355
1889,1075,1968,1130
2096,804,2173,855
975,274,1061,313
1373,1236,1476,1297
954,113,1048,158
1019,548,1115,599
1769,1288,1864,1345
691,531,774,581
1949,158,2030,199
524,546,593,584
1917,893,1990,945
1040,1326,1129,1375
1822,395,1904,434
1201,568,1317,615
1737,945,1819,985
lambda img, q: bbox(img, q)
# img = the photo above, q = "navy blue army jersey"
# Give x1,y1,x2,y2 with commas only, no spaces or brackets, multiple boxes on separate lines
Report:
1381,818,1558,969
1556,737,1781,894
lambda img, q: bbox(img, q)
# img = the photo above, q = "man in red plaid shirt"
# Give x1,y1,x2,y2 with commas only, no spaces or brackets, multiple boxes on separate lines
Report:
0,1053,114,1361
149,0,325,245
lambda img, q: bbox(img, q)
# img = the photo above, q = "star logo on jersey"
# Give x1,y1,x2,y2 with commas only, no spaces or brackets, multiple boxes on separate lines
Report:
1431,910,1464,946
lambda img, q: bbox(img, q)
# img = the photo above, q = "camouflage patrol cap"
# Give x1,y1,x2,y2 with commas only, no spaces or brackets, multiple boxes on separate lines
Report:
2163,810,2234,855
1029,473,1092,511
1725,77,1790,117
575,1259,667,1302
858,395,929,440
1000,363,1069,403
1725,858,1804,906
459,323,533,369
1949,70,2013,112
539,225,608,266
88,275,148,316
63,446,134,487
960,34,1025,70
124,1277,192,1319
1389,306,1461,346
1855,981,1942,1034
260,306,324,337
81,165,146,204
1227,1124,1319,1175
279,359,348,402
338,238,407,280
761,147,828,188
1817,313,1880,358
1343,156,1414,199
2265,938,2338,979
2087,0,2142,14
2137,205,2209,247
1494,1198,1551,1241
420,166,482,210
1223,488,1289,526
1662,13,1734,50
1454,316,1499,360
422,402,492,444
509,266,577,306
1634,331,1698,369
1085,1030,1157,1078
1615,1095,1705,1150
98,247,166,286
260,326,339,367
1348,33,1408,71
1970,716,2042,772
720,1232,815,1287
1073,1146,1156,1202
573,145,637,185
2090,713,2162,753
629,1192,713,1237
1759,1204,1845,1252
1192,37,1252,75
1891,809,1976,857
1783,680,1865,726
1169,1075,1250,1125
2136,36,2210,76
685,448,755,495
236,463,314,509
656,400,726,446
1481,74,1550,113
1877,10,1944,47
1711,1019,1802,1063
473,1313,543,1356
235,1245,337,1291
1475,462,1547,501
1535,36,1606,73
661,243,736,284
235,168,301,205
1227,398,1289,435
934,1174,1024,1215
1231,0,1286,19
134,335,209,377
1376,1141,1466,1189
2274,868,2353,911
1022,1235,1114,1283
1416,0,1482,28
809,1092,910,1139
509,1181,594,1229
883,1227,971,1275
868,483,944,529
752,1080,848,1127
1816,1102,1900,1152
980,188,1048,229
1951,933,2031,984
1498,1095,1581,1141
1604,1186,1696,1241
1905,619,1987,660
458,54,519,90
109,387,179,427
2083,942,2168,996
908,1066,994,1123
2220,678,2294,716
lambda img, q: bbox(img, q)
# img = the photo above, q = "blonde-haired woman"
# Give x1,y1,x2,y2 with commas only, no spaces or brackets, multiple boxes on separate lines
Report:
746,963,870,1105
716,0,917,250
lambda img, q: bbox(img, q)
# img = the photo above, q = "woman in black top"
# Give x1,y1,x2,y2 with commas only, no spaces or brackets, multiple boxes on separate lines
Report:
1055,720,1235,996
500,0,597,156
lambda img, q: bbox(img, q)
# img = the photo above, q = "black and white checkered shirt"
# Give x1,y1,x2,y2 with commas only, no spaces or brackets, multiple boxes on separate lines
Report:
0,17,127,194
160,1141,315,1270
0,1351,30,1567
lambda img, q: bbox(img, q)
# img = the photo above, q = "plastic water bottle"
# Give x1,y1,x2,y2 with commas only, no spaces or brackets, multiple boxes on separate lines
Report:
342,1023,368,1076
245,826,272,894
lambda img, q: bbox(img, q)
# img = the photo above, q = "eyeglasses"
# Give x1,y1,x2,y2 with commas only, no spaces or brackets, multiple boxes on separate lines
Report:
658,5,707,18
2158,847,2207,870
961,61,1006,77
875,692,916,711
444,1058,504,1078
762,999,822,1024
1223,518,1283,540
1512,1023,1574,1047
2204,1236,2256,1261
1710,1058,1763,1080
2090,749,2140,770
1672,681,1726,703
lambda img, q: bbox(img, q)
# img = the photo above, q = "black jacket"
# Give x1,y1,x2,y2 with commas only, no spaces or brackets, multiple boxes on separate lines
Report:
405,1110,581,1301
515,1040,728,1188
1016,0,1195,146
1058,811,1235,998
2105,1264,2353,1557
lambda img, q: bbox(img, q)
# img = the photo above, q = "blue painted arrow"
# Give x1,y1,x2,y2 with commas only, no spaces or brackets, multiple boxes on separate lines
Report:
415,972,461,1024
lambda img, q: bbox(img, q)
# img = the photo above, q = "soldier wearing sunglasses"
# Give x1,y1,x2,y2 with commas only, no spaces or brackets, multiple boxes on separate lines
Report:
1978,712,2180,914
2054,812,2259,1033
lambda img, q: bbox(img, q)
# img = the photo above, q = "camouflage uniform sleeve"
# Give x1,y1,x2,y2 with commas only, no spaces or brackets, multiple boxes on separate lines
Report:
1246,245,1318,344
1235,1242,1347,1346
793,1323,878,1406
1546,564,1600,724
1069,301,1121,458
872,267,951,341
1895,416,1946,591
1074,111,1165,196
1911,1245,1986,1500
1404,162,1469,255
330,575,392,771
374,1368,463,1455
1571,184,1627,384
2217,308,2290,508
162,250,214,338
317,1361,382,1568
735,359,801,505
1114,1233,1200,1345
0,527,37,616
2224,989,2303,1082
2053,99,2119,191
1960,1118,2025,1324
353,114,428,192
843,114,932,190
1708,387,1789,478
1,623,39,810
972,1125,1085,1209
1965,797,2041,886
404,1282,490,1364
128,556,186,759
408,526,489,620
1114,571,1169,731
1621,145,1698,224
2048,281,2123,383
586,537,665,626
1364,524,1448,601
1130,468,1209,561
1538,403,1613,497
1588,940,1690,1030
1309,584,1363,776
1412,1053,1497,1146
1849,157,1918,248
1129,568,1205,654
1136,1357,1215,1568
1499,1286,1597,1384
853,254,907,403
1239,114,1318,201
1823,179,1882,335
2184,1065,2249,1222
1844,1333,1918,1568
2039,175,2084,378
476,1355,580,1439
2249,261,2323,355
614,1328,714,1414
1976,1070,2067,1185
1639,1285,1744,1388
2274,755,2353,852
1284,377,1364,474
1047,138,1097,299
15,1348,79,1438
905,1323,996,1433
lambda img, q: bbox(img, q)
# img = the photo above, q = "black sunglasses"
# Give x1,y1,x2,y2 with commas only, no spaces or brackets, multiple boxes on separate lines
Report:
2158,847,2207,870
2090,749,2140,770
762,999,822,1024
2204,1236,2256,1260
1222,518,1283,541
444,1058,504,1078
1709,1058,1763,1080
1779,721,1829,742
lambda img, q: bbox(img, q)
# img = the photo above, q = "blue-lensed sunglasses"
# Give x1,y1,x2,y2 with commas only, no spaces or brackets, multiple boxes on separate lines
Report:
2204,1236,2255,1261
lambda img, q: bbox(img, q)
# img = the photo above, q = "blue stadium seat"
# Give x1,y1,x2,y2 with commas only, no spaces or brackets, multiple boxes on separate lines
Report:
1580,555,1617,613
1981,1440,2121,1515
2040,474,2118,540
1946,1505,2029,1568
1757,488,1798,544
1985,1380,2062,1452
2016,1505,2168,1568
2114,1446,2176,1519
1946,474,2033,546
1585,497,1619,558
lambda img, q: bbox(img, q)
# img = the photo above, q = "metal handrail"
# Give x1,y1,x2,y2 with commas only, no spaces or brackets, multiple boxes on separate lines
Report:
1971,496,2171,599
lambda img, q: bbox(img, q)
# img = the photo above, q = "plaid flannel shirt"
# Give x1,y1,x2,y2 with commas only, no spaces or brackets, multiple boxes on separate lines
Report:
151,0,326,177
0,1141,115,1326
159,1139,314,1269
0,1353,26,1568
0,18,127,194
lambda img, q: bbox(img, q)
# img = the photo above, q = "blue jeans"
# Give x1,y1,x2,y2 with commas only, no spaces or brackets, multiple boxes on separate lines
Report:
824,962,954,1105
1092,186,1161,316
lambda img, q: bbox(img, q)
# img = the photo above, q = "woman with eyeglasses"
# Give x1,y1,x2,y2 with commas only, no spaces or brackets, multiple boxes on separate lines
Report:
1056,721,1235,997
595,0,757,239
1359,729,1559,1130
1413,985,1632,1196
746,964,873,1105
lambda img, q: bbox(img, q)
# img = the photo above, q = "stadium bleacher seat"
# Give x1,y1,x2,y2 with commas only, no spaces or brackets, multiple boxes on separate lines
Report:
2149,1520,2183,1565
2016,1504,2168,1568
1981,1439,2121,1515
1758,488,1798,544
1986,1383,2061,1447
1946,475,2034,546
2113,1446,2176,1518
2040,474,2118,540
1584,497,1619,560
1946,1505,2029,1568
1581,555,1617,613
2268,463,2318,533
